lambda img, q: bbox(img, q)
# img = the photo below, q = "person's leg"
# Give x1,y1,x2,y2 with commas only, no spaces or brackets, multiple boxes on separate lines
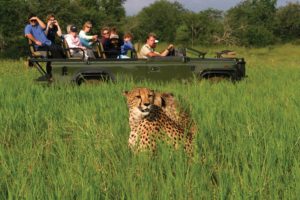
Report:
36,46,53,79
86,49,95,59
48,44,65,58
46,61,52,78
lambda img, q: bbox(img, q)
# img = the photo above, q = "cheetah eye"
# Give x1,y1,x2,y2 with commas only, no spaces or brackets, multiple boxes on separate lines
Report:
148,94,153,98
136,95,141,99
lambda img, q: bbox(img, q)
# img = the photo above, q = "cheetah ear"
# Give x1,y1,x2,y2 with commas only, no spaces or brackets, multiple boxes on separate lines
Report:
153,92,163,107
160,92,174,108
123,91,129,96
161,96,167,108
164,92,174,97
158,92,169,108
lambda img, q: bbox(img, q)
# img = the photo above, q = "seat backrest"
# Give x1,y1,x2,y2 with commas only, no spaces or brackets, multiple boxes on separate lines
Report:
134,43,143,59
62,38,72,58
96,41,106,59
28,38,48,58
62,37,85,59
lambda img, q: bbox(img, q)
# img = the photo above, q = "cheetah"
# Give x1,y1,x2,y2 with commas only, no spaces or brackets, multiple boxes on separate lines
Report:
154,92,197,135
123,87,193,152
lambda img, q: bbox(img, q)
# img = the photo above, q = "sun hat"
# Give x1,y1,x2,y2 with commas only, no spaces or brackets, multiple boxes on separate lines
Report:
110,34,119,39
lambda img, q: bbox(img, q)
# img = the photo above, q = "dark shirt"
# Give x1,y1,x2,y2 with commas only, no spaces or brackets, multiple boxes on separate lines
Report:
101,38,111,51
106,38,124,58
46,26,58,44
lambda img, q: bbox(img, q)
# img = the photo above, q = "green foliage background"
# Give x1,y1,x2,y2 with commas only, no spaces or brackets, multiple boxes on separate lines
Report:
0,0,300,58
0,44,299,198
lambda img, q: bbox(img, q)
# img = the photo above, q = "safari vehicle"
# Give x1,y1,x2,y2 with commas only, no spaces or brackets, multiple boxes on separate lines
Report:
27,44,246,85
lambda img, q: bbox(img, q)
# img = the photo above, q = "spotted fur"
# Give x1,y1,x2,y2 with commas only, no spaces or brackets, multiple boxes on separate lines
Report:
154,92,197,135
123,87,194,153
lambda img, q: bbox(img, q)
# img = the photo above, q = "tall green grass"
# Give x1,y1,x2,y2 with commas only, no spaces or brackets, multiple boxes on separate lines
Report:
0,44,299,199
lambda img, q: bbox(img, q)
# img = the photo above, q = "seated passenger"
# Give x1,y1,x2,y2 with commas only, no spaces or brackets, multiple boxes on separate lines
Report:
120,32,135,59
64,25,95,60
140,33,174,58
24,13,65,79
66,24,72,34
44,13,62,44
100,26,111,52
79,21,98,48
105,29,124,59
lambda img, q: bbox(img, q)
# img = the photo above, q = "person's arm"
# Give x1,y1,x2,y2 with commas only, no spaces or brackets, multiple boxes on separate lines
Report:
31,16,46,29
160,44,174,56
25,25,42,46
128,41,134,50
79,31,93,40
54,20,62,37
159,49,169,56
44,24,50,36
140,44,161,57
25,33,42,46
147,51,162,57
80,38,90,47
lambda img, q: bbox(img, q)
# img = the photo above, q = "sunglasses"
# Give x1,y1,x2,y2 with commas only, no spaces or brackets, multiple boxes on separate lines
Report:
30,20,37,22
103,32,109,35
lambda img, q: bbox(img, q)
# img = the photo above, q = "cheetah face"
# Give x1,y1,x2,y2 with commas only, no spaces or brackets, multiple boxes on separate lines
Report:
123,87,155,116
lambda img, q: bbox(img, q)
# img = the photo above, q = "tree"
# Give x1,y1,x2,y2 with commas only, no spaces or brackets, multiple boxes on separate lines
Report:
275,2,300,42
175,9,223,46
0,0,126,58
225,0,277,46
132,0,185,42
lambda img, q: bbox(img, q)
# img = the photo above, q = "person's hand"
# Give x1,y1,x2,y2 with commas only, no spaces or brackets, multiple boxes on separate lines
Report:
30,16,38,21
35,40,42,46
92,35,98,41
81,46,86,50
47,20,52,26
53,20,58,26
167,44,174,51
93,35,98,40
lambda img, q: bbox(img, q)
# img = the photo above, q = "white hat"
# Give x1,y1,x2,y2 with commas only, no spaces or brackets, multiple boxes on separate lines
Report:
110,34,119,39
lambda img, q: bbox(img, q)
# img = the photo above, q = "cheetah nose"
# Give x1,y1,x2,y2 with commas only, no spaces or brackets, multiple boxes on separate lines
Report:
144,103,150,106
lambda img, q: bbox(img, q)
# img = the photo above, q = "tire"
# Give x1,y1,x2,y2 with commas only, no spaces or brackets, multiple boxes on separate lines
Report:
199,71,233,82
74,71,115,85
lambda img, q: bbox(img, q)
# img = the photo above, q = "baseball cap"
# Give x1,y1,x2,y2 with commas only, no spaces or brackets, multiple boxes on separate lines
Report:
70,25,78,32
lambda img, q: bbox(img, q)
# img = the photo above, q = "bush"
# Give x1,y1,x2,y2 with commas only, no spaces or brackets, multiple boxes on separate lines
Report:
245,26,277,47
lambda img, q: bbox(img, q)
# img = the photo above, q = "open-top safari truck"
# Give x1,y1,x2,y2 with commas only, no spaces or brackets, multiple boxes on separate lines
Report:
27,42,246,85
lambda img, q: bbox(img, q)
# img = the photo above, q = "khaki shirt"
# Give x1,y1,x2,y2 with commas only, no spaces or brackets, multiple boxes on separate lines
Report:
140,44,160,58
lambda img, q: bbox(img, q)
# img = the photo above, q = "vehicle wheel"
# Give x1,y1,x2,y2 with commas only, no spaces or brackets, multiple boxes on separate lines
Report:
200,74,230,82
75,72,114,85
207,76,226,83
199,71,234,83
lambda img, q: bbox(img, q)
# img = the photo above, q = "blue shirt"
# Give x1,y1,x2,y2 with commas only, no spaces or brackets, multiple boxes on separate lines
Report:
80,38,91,48
24,24,52,48
121,41,134,55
